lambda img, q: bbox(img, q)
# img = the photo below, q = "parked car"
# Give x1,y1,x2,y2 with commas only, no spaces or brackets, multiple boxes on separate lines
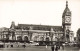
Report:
30,42,39,46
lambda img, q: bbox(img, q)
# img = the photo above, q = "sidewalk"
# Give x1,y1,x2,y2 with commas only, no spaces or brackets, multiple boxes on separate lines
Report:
0,46,79,51
58,46,79,51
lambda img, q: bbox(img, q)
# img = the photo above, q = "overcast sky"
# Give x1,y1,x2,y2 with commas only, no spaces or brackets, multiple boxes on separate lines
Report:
0,0,80,37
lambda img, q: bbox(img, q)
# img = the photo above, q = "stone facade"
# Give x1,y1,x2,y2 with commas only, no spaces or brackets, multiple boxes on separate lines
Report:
0,27,9,40
77,28,80,45
0,1,74,43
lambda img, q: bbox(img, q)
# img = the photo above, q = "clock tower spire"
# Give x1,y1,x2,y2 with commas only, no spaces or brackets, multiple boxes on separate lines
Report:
66,1,68,8
62,1,71,42
62,1,71,25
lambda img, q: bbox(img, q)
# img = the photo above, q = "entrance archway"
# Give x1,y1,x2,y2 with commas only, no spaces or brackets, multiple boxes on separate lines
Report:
45,37,50,45
33,36,38,41
24,36,28,41
46,37,49,41
40,37,44,41
17,36,22,41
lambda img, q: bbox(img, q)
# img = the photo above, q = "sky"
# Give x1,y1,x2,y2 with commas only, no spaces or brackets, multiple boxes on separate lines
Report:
0,0,80,37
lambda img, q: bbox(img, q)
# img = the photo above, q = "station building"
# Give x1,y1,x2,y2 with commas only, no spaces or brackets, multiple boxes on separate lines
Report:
0,1,74,44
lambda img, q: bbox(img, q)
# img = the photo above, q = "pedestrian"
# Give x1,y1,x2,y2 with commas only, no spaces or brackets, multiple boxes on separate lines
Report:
11,45,13,48
46,45,47,48
58,45,60,49
17,45,19,47
55,45,59,51
62,43,65,50
23,45,26,48
51,45,54,51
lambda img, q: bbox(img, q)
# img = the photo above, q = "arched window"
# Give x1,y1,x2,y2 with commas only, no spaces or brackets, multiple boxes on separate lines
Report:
46,37,49,41
66,34,69,38
24,36,28,41
40,37,44,41
17,36,22,41
34,36,38,41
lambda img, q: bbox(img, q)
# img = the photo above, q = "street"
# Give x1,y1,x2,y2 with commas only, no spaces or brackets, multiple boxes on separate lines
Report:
0,46,79,51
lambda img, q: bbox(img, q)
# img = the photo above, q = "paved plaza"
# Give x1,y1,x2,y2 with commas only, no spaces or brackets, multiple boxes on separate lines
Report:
0,46,79,51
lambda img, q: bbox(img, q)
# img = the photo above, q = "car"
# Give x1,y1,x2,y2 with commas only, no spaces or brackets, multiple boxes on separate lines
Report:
30,42,39,46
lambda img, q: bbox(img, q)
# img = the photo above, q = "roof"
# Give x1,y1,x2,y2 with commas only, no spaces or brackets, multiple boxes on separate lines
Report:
15,24,63,31
62,1,71,17
0,27,9,31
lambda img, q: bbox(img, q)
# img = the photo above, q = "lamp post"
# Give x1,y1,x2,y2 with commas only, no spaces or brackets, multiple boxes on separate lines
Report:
21,29,23,42
45,33,48,48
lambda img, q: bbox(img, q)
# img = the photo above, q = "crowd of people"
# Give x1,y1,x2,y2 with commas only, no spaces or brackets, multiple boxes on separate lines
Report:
5,44,26,48
51,44,65,51
51,45,59,51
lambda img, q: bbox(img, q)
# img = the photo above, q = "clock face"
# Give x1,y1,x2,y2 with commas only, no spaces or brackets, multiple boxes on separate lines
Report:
65,17,71,23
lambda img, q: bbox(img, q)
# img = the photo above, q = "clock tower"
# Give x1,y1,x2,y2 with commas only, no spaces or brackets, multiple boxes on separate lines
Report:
62,1,71,42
